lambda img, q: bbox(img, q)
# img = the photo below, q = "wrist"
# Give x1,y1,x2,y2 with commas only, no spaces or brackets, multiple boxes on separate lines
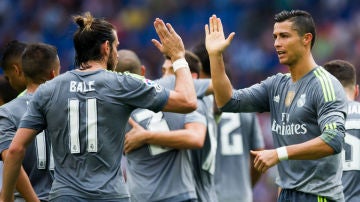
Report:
276,146,288,161
144,130,153,144
207,51,223,57
172,58,189,72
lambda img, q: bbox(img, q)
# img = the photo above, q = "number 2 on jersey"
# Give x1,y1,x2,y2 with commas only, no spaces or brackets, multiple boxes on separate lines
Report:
220,113,244,155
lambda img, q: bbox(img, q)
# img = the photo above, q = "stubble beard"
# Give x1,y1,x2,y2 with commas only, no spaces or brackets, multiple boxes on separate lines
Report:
107,47,117,70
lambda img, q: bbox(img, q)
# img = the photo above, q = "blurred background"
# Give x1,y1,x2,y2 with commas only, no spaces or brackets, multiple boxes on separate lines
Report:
1,0,359,201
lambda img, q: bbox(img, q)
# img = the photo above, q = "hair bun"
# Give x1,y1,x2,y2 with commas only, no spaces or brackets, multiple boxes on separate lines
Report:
74,12,94,31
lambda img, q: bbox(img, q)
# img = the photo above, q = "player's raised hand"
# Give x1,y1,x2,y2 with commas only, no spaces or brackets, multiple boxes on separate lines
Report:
205,15,235,55
152,18,185,61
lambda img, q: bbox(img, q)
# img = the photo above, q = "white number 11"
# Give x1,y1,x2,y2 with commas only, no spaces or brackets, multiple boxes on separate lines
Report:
68,98,98,154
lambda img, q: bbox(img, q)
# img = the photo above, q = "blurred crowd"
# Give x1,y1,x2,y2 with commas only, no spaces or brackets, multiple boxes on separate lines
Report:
1,0,360,87
1,0,360,201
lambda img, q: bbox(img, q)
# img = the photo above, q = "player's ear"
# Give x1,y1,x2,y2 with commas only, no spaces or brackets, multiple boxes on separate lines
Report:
140,65,146,77
101,40,110,55
355,84,359,98
303,33,312,47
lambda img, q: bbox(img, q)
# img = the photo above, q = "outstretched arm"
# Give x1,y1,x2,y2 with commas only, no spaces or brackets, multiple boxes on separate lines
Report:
205,15,235,107
152,18,197,113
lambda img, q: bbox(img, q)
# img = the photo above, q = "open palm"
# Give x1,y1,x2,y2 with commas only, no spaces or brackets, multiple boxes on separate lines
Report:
205,15,235,55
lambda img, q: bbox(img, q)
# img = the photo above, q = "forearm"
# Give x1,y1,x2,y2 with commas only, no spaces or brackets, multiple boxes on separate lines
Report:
2,148,26,201
146,129,205,149
16,167,39,202
209,53,233,107
286,137,334,160
173,66,197,111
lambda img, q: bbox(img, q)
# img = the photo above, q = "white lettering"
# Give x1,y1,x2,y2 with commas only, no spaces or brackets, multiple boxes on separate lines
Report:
271,120,307,135
348,104,360,114
69,81,96,92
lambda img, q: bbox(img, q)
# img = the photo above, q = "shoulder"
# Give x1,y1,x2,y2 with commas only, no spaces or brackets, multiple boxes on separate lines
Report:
311,66,345,101
0,96,26,113
261,72,290,86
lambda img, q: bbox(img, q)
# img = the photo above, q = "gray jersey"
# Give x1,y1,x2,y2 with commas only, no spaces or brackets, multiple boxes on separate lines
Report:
19,70,169,201
215,112,264,202
221,67,346,201
0,93,54,201
159,75,210,98
125,77,207,202
342,100,360,202
190,95,218,202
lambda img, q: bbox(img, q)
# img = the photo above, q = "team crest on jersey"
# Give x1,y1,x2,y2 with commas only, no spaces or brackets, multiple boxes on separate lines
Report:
297,94,306,107
143,79,162,92
144,79,155,86
273,95,280,103
285,91,295,107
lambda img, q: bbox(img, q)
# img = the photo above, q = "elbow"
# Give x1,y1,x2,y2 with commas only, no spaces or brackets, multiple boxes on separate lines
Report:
7,146,25,156
7,144,26,158
192,132,205,149
192,140,204,149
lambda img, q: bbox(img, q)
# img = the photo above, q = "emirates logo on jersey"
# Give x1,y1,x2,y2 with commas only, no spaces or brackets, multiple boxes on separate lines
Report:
271,113,307,135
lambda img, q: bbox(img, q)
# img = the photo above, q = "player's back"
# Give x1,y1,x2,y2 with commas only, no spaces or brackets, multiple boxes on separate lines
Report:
342,100,360,202
125,76,203,202
22,69,169,200
0,93,54,201
215,112,264,202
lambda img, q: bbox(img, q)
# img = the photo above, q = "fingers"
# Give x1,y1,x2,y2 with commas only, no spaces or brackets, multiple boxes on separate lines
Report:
154,18,168,42
209,14,220,32
209,15,215,32
166,23,176,35
151,39,163,52
217,17,223,33
250,150,257,156
205,24,209,36
213,15,219,32
251,150,269,173
227,32,236,43
124,134,129,154
128,118,137,127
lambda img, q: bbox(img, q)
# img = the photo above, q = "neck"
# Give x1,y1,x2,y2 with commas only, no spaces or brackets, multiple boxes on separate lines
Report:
79,61,107,71
345,88,355,101
288,53,317,82
26,83,39,93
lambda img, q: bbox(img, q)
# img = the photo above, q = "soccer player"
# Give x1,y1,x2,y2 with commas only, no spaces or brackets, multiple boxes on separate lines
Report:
192,42,265,202
160,50,219,202
0,40,27,93
1,12,197,202
0,43,59,201
205,10,347,201
117,49,208,201
324,60,360,202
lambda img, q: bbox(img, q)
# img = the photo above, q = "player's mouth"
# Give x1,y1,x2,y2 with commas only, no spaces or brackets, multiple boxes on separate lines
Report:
277,50,286,57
